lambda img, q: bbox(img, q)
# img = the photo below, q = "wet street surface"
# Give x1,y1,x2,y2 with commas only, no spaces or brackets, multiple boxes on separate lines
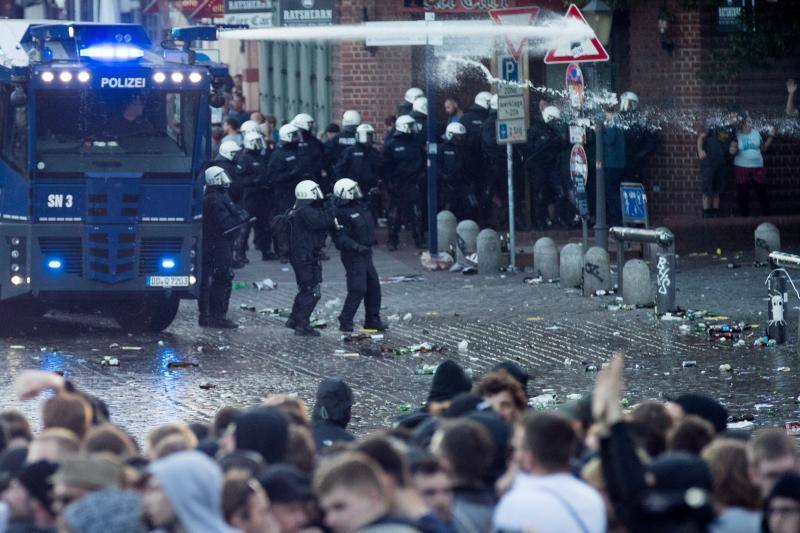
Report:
1,238,800,440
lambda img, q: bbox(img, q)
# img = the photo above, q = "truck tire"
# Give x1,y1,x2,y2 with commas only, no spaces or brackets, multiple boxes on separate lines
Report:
146,295,181,332
113,296,180,333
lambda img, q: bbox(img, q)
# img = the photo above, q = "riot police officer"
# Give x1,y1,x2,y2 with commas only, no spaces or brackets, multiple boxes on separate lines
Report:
460,91,492,224
619,91,660,182
526,105,570,229
332,178,387,333
291,113,330,191
325,110,361,173
238,130,275,260
439,122,478,221
211,140,242,191
199,166,248,329
381,115,425,251
398,87,424,116
481,94,506,226
335,123,383,223
287,180,336,337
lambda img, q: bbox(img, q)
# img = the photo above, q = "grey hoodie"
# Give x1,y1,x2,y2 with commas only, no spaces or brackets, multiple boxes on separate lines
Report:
149,451,236,533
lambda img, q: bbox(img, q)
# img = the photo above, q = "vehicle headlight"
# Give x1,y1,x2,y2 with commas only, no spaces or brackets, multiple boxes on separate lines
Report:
59,71,72,83
171,72,184,83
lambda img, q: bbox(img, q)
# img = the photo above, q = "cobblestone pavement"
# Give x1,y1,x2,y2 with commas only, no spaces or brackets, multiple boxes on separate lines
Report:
1,237,800,440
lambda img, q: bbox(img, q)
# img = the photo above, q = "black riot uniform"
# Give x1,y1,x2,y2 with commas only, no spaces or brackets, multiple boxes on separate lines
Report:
460,104,489,222
267,141,302,222
381,129,425,250
288,199,336,336
438,137,478,221
199,183,248,328
525,119,570,228
335,141,383,221
298,132,330,191
236,147,275,260
333,198,384,332
621,110,660,182
325,126,358,175
481,111,507,224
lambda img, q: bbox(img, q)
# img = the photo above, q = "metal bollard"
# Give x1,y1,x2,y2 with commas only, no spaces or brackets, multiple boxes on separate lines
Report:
655,252,677,314
476,229,501,275
456,220,480,263
767,269,787,344
437,211,458,254
560,243,584,289
533,237,559,280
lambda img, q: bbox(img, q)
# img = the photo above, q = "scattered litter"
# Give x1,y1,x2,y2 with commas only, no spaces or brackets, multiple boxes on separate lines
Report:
727,420,755,430
9,345,25,350
415,364,439,375
719,364,733,372
281,267,290,272
121,346,142,351
333,350,359,357
526,316,544,321
682,360,697,368
754,337,777,347
324,298,342,310
563,358,572,367
387,314,401,322
310,318,328,329
231,281,247,290
660,313,683,321
529,393,558,410
777,366,791,372
566,393,583,401
461,267,478,275
420,251,454,271
391,342,443,356
545,325,561,331
258,308,291,318
100,356,120,367
734,339,746,347
524,276,558,285
167,361,198,369
457,340,469,352
342,333,384,342
158,340,165,347
240,304,257,312
402,313,413,321
379,274,426,285
399,403,412,413
754,403,774,411
785,421,800,436
678,324,691,334
585,364,599,372
109,343,119,349
253,278,277,291
199,383,216,390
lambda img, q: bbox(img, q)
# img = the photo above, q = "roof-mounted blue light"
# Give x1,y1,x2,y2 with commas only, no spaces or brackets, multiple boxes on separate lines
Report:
79,44,144,60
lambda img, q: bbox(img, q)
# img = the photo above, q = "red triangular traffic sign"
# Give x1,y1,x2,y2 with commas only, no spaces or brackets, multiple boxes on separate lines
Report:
544,4,610,64
489,7,540,62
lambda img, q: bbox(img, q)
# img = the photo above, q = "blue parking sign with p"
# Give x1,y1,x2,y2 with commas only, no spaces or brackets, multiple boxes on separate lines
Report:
502,58,519,82
498,123,508,139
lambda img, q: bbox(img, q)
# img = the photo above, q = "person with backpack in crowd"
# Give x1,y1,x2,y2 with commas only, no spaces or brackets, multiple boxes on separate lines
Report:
285,180,336,337
331,178,387,333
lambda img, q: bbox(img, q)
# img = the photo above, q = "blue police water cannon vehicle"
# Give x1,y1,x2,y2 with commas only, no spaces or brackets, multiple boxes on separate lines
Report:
0,22,229,332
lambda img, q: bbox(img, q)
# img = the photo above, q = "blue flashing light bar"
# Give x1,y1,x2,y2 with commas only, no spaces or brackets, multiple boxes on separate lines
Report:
79,44,144,60
47,259,63,270
160,258,176,270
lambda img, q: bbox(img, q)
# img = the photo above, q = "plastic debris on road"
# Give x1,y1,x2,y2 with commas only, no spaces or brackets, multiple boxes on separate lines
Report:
379,274,426,285
310,318,328,329
784,421,800,436
719,364,732,372
240,304,257,312
524,276,559,285
682,361,697,368
457,340,469,352
100,356,119,367
727,420,755,430
9,345,25,350
777,366,791,372
253,278,277,291
199,383,216,390
420,251,454,271
754,337,777,347
529,393,558,410
399,403,412,412
566,393,583,401
390,342,443,356
121,346,142,351
342,333,384,342
231,281,247,290
387,314,401,322
258,308,291,318
334,350,359,357
527,316,544,321
324,298,342,310
415,364,439,375
402,313,413,321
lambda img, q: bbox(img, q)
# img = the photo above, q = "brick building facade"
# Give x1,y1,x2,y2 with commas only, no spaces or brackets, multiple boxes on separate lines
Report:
325,0,799,223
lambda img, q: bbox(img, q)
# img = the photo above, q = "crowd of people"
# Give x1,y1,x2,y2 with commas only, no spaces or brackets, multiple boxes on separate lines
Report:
1,356,799,533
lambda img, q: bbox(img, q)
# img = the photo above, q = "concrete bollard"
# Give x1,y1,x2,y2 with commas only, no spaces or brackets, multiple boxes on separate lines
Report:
583,246,611,295
533,237,559,281
477,229,501,275
755,222,780,264
437,211,458,254
456,220,480,263
622,259,651,306
560,243,584,288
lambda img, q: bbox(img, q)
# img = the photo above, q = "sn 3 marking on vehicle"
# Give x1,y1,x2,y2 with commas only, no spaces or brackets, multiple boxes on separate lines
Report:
0,22,228,332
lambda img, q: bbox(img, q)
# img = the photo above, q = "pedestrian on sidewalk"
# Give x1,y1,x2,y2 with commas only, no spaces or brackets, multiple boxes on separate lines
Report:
731,112,775,217
698,110,738,218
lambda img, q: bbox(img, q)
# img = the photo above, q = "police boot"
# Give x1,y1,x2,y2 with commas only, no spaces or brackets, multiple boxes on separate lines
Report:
285,317,296,329
339,320,354,333
364,319,389,332
294,325,321,337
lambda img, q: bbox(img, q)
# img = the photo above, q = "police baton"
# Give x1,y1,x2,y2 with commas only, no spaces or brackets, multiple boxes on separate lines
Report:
223,217,257,235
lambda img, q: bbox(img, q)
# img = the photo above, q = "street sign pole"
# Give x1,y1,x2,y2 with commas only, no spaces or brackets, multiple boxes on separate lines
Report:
595,97,608,251
507,142,516,270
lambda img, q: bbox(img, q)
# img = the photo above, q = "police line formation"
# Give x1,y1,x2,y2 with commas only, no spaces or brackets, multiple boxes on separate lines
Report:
200,87,657,332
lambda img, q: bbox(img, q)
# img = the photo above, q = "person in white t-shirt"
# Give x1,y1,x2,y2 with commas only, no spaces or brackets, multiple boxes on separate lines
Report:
730,112,775,217
493,412,606,533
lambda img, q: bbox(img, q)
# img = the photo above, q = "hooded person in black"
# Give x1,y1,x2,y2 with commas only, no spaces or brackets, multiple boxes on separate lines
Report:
426,360,472,412
234,406,290,465
311,378,355,451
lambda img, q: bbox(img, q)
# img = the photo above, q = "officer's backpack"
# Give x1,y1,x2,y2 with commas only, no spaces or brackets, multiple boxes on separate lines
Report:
270,208,295,258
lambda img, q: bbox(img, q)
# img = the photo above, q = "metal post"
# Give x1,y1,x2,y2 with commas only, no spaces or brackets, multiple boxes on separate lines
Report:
507,142,516,270
595,118,607,251
655,251,676,314
615,236,624,297
425,25,438,256
768,270,787,344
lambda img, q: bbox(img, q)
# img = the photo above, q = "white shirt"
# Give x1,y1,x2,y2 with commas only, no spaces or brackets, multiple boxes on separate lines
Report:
493,472,606,533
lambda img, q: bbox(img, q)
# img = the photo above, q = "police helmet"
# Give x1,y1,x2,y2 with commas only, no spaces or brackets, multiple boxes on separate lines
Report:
356,123,375,144
342,110,362,127
445,122,467,141
412,97,428,116
620,91,639,112
404,87,424,104
204,166,231,187
474,91,493,110
295,180,323,201
489,94,498,111
278,124,299,143
218,140,242,161
395,115,417,135
291,113,315,133
243,130,265,151
240,120,260,134
542,106,562,124
333,178,363,201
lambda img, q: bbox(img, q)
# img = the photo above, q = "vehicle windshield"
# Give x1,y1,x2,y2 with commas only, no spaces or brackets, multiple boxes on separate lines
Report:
34,89,200,176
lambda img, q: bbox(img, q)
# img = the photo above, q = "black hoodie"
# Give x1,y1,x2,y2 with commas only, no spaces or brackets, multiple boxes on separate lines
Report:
311,378,355,449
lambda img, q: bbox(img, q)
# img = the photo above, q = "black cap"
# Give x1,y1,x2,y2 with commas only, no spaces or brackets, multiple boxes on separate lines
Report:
673,394,728,434
258,464,313,503
427,360,471,404
491,361,531,392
